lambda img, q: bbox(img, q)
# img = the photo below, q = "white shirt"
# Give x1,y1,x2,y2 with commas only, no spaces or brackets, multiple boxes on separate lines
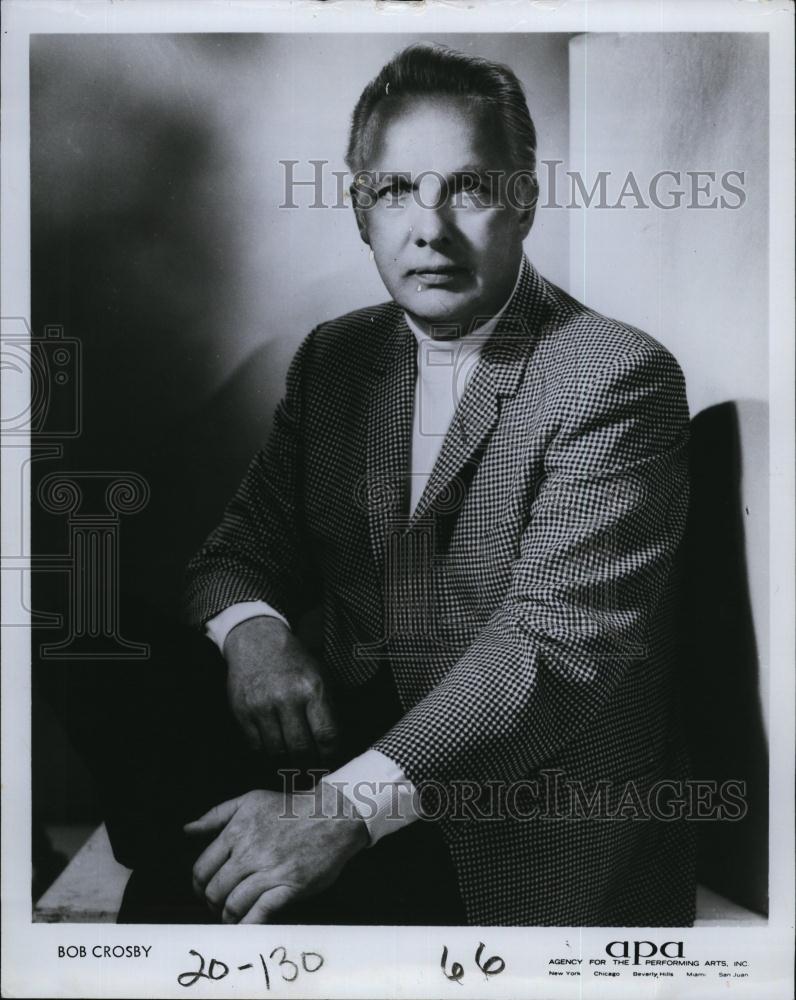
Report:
205,262,523,843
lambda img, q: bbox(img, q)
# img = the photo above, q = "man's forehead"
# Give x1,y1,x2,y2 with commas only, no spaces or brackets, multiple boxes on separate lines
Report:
364,93,506,171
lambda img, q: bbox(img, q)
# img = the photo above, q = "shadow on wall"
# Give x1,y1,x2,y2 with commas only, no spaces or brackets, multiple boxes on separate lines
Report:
124,340,284,605
29,37,283,841
31,52,242,613
679,401,769,917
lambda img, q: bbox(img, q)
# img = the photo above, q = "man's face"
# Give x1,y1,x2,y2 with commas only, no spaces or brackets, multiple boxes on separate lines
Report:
353,95,534,337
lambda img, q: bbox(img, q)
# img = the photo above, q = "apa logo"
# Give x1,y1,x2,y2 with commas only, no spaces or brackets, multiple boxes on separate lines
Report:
606,940,684,965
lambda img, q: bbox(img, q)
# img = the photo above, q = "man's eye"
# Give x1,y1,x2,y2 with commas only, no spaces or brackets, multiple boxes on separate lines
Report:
378,179,411,200
449,174,489,203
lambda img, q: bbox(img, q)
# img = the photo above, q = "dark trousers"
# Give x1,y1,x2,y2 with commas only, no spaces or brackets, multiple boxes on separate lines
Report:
56,605,464,925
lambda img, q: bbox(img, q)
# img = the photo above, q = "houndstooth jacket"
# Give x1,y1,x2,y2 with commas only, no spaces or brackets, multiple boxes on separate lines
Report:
183,255,697,927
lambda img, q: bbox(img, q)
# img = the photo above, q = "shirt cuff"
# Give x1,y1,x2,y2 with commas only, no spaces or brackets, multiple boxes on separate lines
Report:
321,748,420,846
204,601,290,654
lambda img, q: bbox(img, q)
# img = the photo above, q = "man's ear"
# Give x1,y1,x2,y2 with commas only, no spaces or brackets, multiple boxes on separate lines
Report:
518,200,536,239
352,197,371,246
514,174,538,239
350,173,377,246
503,170,539,240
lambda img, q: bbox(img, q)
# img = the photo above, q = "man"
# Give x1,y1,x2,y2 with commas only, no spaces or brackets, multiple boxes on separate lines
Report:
121,43,696,926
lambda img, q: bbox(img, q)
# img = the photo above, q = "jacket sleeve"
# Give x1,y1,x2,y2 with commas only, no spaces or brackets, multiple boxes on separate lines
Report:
181,334,317,629
372,343,690,786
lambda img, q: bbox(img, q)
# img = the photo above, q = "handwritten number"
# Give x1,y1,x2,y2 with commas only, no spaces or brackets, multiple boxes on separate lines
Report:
179,946,323,989
178,950,229,988
440,943,505,984
208,959,229,981
475,942,505,978
301,951,324,974
178,950,206,988
441,946,464,984
270,945,299,983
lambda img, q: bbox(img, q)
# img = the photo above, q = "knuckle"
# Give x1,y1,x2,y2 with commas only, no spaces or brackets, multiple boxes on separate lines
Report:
248,690,274,712
205,887,222,908
269,691,291,713
284,682,310,706
303,673,325,698
312,723,338,744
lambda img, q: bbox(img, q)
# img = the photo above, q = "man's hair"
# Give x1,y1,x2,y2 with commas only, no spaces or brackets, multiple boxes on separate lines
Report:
346,43,537,182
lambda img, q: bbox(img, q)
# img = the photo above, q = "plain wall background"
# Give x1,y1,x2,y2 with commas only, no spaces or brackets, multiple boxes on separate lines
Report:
569,32,769,913
569,33,768,704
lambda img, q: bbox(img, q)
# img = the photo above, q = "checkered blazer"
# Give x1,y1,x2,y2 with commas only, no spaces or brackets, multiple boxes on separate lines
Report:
184,255,697,926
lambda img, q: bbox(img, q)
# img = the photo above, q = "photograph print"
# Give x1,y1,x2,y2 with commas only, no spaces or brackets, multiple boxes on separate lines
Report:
22,29,771,933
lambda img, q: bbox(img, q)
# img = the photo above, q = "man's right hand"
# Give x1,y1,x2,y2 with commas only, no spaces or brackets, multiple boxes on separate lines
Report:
223,616,340,765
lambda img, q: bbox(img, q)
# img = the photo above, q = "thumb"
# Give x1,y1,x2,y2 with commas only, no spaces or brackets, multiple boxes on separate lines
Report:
183,796,242,835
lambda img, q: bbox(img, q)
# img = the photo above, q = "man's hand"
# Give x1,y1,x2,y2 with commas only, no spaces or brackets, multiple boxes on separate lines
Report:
223,616,339,763
185,784,369,923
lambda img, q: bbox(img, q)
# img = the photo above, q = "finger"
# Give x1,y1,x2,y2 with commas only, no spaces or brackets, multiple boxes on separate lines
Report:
191,836,231,898
228,684,264,751
240,885,298,924
184,796,241,836
221,871,274,924
204,857,245,913
238,714,263,751
305,691,340,762
255,709,287,759
279,704,318,765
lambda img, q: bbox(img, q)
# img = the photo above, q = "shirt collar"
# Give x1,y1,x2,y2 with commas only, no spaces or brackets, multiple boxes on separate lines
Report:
403,257,524,349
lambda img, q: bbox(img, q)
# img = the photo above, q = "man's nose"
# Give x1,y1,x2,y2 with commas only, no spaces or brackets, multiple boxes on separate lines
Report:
409,174,450,246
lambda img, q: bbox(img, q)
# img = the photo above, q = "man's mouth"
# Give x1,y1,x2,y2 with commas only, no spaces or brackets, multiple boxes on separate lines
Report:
410,265,468,287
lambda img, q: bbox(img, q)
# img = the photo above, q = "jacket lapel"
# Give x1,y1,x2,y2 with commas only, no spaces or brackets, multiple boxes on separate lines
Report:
409,255,548,525
365,310,417,574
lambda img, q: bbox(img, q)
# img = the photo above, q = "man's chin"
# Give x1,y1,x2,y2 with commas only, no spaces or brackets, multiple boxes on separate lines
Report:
398,291,478,336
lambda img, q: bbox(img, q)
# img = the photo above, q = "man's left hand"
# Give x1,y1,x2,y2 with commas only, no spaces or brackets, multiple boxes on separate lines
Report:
184,784,369,923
